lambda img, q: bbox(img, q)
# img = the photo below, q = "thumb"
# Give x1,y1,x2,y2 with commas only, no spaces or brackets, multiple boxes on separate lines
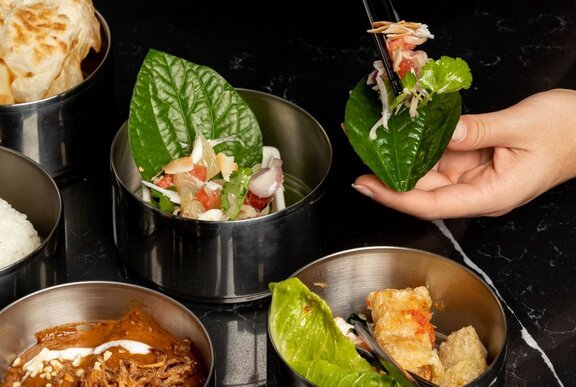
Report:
448,110,522,151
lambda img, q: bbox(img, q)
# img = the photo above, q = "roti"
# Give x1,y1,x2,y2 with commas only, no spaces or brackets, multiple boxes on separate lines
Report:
0,0,101,103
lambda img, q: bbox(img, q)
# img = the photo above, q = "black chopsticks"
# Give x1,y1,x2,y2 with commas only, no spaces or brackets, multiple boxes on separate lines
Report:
361,0,403,96
349,316,421,387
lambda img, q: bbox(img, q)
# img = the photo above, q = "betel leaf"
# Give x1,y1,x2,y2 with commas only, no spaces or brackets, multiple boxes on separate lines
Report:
268,278,398,387
128,49,262,181
344,77,462,192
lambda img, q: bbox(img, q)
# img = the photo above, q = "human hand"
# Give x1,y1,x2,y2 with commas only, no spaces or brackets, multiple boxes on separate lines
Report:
352,88,576,219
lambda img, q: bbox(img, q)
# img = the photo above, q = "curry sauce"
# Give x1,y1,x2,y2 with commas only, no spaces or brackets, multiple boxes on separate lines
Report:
0,308,207,386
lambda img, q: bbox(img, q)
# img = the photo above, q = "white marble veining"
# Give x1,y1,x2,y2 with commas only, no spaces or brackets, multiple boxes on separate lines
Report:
433,220,564,387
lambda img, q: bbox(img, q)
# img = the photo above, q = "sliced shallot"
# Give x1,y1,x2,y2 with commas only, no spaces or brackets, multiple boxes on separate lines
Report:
141,180,181,204
248,158,283,198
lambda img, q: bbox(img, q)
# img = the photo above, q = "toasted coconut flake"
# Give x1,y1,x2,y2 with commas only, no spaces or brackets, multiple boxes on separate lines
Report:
163,157,194,174
216,152,237,181
368,20,434,42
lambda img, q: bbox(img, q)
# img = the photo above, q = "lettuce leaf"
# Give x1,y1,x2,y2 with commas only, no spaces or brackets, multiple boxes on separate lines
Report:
268,278,398,387
128,49,262,181
344,56,471,192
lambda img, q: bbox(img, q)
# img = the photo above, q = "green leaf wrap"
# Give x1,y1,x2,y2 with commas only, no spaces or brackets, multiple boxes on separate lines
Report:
128,49,262,180
344,78,462,192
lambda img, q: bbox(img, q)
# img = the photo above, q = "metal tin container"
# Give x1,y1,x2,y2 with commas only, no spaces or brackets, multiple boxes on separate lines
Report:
111,89,332,303
0,281,215,386
0,11,114,177
0,146,64,309
267,246,508,386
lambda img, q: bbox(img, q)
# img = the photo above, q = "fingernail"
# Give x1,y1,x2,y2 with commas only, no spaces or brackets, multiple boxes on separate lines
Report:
352,184,374,199
451,121,466,143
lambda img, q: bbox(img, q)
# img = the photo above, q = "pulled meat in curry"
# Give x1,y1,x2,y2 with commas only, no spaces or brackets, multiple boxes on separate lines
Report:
0,308,207,386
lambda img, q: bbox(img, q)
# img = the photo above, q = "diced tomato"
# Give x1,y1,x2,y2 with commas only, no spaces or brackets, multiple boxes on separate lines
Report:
186,165,208,181
154,174,174,189
246,191,272,211
397,58,416,79
195,188,220,210
386,38,417,79
386,38,415,53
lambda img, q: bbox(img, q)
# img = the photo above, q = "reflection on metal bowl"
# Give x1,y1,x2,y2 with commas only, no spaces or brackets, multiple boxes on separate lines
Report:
0,11,115,177
110,89,332,303
0,281,215,386
267,246,508,387
0,146,64,309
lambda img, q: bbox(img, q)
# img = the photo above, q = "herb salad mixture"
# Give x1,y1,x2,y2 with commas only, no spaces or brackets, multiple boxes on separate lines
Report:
128,49,284,221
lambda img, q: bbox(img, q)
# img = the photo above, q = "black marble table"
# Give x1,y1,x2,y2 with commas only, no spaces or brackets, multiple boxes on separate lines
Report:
50,0,576,385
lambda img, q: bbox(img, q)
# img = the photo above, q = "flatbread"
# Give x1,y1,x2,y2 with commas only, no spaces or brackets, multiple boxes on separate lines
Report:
0,61,14,104
0,0,101,103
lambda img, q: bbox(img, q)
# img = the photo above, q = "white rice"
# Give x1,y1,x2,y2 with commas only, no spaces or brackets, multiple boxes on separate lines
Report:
0,197,41,269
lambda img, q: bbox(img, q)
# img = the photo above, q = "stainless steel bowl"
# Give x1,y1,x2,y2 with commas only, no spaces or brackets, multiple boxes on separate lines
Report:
0,281,215,386
0,11,114,177
0,146,64,309
111,89,332,303
267,246,508,386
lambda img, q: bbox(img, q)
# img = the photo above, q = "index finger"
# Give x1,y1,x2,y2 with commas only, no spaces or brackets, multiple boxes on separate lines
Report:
354,175,503,219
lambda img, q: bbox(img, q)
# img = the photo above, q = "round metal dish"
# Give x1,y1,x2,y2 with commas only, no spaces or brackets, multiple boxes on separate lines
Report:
0,281,215,386
0,146,64,309
110,89,332,303
0,10,114,177
268,246,508,386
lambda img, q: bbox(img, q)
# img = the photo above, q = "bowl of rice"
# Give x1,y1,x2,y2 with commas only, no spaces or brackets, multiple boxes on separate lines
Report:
0,146,64,308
